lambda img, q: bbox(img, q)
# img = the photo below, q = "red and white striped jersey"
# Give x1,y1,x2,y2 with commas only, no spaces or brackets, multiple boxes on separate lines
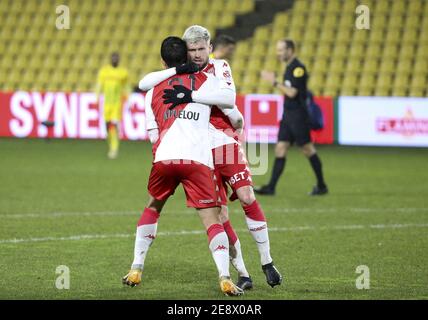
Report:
145,72,224,168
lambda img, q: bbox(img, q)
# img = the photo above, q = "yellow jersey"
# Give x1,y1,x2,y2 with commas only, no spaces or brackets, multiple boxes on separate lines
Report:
97,65,129,108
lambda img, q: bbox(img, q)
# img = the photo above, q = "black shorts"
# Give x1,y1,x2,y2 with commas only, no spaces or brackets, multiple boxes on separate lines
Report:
278,109,312,146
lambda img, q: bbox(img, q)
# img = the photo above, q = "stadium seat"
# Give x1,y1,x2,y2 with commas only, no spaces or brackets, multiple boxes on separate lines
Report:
331,44,348,59
402,29,419,45
404,15,421,31
316,44,331,59
372,15,388,31
322,15,339,31
376,75,393,94
329,58,346,76
409,87,425,97
325,74,341,93
359,74,376,92
399,45,416,61
391,0,406,13
374,87,391,97
338,12,354,28
307,14,323,31
293,0,309,12
289,13,305,29
375,1,392,14
311,59,328,75
340,86,356,96
352,30,370,45
302,29,318,44
325,0,341,14
343,74,358,89
238,0,255,13
396,60,413,76
408,0,423,14
336,29,352,44
383,44,399,60
410,74,427,91
357,87,373,97
362,60,379,76
413,60,428,75
385,30,401,45
368,29,384,45
319,29,336,45
345,60,362,76
419,28,428,45
349,45,364,60
379,60,396,76
416,44,428,59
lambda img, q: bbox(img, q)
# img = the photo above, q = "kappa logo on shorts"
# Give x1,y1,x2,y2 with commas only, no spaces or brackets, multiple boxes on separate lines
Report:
199,199,214,204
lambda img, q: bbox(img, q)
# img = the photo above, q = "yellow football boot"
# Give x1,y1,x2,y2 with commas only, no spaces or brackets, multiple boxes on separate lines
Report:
219,276,244,296
122,269,142,287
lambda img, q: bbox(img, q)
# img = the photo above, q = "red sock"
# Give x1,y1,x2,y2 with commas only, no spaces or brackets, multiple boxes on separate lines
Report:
137,207,160,226
243,200,266,222
222,220,238,245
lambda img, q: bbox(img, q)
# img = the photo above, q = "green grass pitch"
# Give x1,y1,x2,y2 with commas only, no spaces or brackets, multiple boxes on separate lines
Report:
0,138,427,299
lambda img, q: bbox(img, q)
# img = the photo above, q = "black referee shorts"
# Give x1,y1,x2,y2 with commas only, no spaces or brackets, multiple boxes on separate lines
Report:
277,110,312,146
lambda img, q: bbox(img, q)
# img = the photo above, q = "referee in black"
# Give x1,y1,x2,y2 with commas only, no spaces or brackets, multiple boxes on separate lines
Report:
254,39,328,196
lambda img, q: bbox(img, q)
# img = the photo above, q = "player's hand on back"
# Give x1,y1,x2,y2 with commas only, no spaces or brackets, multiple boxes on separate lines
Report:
163,85,193,109
176,62,199,75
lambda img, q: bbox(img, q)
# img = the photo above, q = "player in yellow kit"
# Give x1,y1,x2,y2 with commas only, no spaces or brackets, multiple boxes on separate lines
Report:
96,52,129,159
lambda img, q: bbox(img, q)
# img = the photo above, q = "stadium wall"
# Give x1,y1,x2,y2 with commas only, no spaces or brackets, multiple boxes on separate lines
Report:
0,91,334,144
1,91,427,147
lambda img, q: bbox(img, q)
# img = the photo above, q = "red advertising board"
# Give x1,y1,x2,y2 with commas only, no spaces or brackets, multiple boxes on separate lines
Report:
236,94,334,144
0,91,334,144
312,96,334,144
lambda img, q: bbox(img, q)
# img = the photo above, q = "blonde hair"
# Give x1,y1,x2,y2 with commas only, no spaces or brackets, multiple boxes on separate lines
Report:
182,25,211,44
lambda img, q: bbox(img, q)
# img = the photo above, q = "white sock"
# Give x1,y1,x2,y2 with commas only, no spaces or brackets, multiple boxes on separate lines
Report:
230,239,250,278
245,216,273,266
207,224,230,278
131,208,159,270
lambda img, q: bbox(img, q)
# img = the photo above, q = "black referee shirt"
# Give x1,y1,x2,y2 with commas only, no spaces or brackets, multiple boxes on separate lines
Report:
282,57,308,113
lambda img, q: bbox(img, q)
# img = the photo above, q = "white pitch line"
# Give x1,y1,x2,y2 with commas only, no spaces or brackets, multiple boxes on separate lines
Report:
0,211,137,219
2,207,428,219
1,223,428,245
